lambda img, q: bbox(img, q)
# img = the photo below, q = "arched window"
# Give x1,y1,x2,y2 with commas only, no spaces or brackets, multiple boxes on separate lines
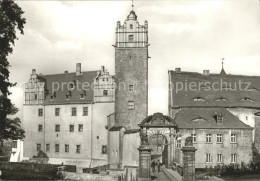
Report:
130,24,133,29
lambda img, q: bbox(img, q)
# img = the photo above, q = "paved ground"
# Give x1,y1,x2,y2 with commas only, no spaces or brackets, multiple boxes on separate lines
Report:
151,166,171,181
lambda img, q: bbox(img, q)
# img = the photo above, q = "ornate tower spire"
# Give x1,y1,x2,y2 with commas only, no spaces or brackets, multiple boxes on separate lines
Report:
132,0,134,11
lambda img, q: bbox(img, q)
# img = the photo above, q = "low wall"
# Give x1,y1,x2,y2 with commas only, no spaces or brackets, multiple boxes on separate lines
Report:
0,161,76,173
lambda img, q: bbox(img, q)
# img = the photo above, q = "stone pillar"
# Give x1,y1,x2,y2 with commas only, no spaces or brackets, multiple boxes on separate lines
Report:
181,146,197,181
138,145,152,181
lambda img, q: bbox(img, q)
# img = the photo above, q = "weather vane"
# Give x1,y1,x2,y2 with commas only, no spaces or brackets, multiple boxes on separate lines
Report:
222,58,224,69
132,0,134,10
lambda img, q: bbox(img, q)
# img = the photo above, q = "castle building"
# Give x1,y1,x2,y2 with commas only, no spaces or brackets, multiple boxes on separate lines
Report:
168,68,260,168
22,64,115,167
107,10,149,168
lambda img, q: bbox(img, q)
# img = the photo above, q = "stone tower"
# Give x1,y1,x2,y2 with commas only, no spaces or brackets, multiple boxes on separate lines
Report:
114,10,149,129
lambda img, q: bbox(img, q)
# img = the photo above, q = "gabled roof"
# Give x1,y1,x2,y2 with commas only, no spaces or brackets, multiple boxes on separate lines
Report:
40,71,98,105
169,70,260,109
173,108,252,129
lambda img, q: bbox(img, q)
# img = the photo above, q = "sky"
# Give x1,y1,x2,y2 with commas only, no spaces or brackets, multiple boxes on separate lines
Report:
8,0,260,119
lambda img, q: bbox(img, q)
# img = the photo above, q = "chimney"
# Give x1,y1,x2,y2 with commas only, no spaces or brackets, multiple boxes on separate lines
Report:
203,70,210,76
64,71,68,74
76,63,81,76
175,68,181,73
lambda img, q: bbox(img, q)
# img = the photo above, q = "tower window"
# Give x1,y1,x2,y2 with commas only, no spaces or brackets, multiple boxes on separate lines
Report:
130,24,133,29
35,94,38,100
128,101,135,110
129,35,134,42
103,90,108,96
129,85,134,91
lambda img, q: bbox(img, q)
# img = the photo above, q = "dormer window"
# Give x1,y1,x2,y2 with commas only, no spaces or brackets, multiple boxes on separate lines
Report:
214,97,228,101
240,97,252,102
248,87,258,92
66,95,70,100
193,97,205,102
129,35,134,42
66,91,71,100
130,24,133,29
216,113,223,124
80,90,86,99
69,83,74,89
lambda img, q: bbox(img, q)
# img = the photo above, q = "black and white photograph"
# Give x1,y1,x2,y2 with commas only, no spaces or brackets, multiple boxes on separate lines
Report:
1,0,260,180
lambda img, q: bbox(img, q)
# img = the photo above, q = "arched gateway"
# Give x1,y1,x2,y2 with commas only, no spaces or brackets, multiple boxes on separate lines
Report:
138,112,178,168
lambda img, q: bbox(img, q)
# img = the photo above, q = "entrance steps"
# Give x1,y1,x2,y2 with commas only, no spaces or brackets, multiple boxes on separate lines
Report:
161,166,182,181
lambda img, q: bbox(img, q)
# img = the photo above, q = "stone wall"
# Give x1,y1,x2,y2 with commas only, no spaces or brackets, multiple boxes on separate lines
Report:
115,48,148,129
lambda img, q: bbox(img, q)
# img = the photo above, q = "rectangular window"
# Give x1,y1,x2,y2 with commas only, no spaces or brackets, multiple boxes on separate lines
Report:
129,85,134,92
83,107,88,116
35,94,38,99
206,154,211,163
206,134,212,143
38,124,43,132
76,145,81,153
129,35,134,42
217,154,223,163
37,143,41,152
177,139,181,148
46,144,50,152
78,124,83,132
129,85,134,91
128,101,135,110
72,107,77,116
103,90,108,96
191,134,196,143
231,154,237,163
231,134,237,143
217,134,223,143
12,141,17,148
102,145,107,154
65,144,69,153
38,108,43,116
70,125,74,132
55,144,59,153
55,108,60,116
130,24,133,29
55,124,60,132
